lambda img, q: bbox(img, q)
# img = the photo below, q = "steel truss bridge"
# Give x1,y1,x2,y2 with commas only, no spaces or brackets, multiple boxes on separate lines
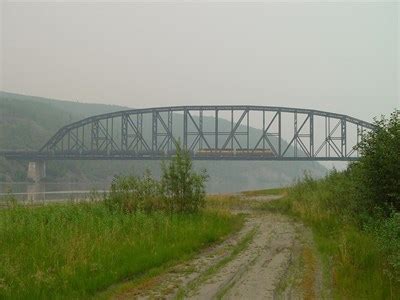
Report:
4,106,375,161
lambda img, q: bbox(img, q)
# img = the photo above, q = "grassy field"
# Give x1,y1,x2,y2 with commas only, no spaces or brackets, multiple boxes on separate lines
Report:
0,202,242,299
262,174,400,299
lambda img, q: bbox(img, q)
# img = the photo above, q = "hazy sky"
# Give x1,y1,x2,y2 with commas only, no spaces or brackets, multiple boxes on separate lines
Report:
1,1,399,123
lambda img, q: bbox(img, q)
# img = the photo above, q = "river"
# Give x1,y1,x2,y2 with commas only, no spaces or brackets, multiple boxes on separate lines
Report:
0,181,111,202
0,179,286,203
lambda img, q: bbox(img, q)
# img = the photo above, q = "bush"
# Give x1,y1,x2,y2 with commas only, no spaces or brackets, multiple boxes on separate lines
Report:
355,109,400,211
105,144,208,214
371,211,400,281
105,171,162,213
161,143,208,213
264,170,400,298
262,109,400,297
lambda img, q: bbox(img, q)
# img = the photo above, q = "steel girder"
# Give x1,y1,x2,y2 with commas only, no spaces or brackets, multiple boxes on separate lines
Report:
5,105,375,161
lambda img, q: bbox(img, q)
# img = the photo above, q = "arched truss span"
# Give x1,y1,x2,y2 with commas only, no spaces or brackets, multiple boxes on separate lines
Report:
38,106,375,161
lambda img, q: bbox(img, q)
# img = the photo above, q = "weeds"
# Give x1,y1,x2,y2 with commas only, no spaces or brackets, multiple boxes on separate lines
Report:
0,202,240,299
105,144,208,214
263,172,400,298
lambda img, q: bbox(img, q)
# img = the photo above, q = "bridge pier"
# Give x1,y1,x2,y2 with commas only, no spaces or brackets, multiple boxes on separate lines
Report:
27,161,46,182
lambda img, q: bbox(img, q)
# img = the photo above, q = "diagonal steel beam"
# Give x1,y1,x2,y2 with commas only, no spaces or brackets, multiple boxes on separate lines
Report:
97,120,120,151
187,111,212,150
127,115,150,151
222,110,248,149
315,120,341,156
253,111,279,155
69,128,88,152
282,115,310,156
156,112,179,149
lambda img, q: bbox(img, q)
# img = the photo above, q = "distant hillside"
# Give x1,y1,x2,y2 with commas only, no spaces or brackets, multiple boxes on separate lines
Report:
0,92,126,150
0,92,327,192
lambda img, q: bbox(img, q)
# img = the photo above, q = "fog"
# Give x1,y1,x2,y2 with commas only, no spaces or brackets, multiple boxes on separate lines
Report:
1,2,398,122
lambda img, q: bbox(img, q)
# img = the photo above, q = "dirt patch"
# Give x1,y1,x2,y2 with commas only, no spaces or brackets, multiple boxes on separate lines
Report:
110,195,323,299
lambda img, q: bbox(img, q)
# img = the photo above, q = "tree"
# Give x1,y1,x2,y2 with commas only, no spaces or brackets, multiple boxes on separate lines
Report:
355,109,400,210
161,143,208,213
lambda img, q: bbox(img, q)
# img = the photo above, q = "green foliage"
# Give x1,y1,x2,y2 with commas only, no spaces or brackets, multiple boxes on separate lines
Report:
261,109,400,297
0,202,240,299
105,145,208,214
161,143,208,213
263,172,400,298
371,212,400,282
105,171,162,213
355,109,400,210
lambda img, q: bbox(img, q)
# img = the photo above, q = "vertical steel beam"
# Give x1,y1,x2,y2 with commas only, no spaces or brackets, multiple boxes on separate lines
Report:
105,118,109,153
199,109,203,150
341,119,347,157
91,121,98,152
231,109,234,150
139,113,143,152
76,128,79,151
183,109,188,150
121,114,128,152
247,109,250,151
294,112,298,157
262,110,265,150
152,111,157,153
93,122,97,153
278,111,281,157
168,110,173,151
310,113,314,157
110,117,114,152
82,126,85,153
325,117,328,157
68,131,71,152
215,109,219,150
328,117,331,157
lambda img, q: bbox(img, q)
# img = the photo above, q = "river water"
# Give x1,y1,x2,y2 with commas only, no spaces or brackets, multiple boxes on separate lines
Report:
0,180,286,203
0,182,111,202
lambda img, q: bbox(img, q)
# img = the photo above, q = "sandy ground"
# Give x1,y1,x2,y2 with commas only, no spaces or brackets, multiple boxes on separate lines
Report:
112,195,323,299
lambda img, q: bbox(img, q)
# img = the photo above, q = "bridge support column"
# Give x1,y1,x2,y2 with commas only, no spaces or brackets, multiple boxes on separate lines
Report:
27,161,46,182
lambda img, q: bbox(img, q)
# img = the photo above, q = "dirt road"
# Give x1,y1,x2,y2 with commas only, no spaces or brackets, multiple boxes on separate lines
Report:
113,194,323,299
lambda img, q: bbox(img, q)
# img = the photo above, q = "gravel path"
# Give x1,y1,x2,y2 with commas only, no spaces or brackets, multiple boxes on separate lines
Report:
112,195,323,299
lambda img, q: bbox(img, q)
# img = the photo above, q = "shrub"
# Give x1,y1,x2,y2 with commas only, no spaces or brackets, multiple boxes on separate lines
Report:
105,170,162,213
264,170,400,297
161,143,208,213
355,109,400,211
105,144,208,214
372,212,400,281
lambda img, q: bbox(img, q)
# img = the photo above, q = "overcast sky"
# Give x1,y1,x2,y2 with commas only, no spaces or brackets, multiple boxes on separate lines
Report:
1,1,399,124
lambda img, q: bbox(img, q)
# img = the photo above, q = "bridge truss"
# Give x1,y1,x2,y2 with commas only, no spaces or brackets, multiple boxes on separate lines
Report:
6,106,375,161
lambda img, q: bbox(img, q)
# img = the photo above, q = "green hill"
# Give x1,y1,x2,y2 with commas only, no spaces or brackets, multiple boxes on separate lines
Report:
0,92,327,192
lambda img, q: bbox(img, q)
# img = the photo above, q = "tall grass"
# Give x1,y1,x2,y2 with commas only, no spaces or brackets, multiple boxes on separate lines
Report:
0,202,241,299
264,172,400,299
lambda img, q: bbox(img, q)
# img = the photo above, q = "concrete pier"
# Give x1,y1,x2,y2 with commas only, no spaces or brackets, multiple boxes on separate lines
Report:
27,161,46,182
